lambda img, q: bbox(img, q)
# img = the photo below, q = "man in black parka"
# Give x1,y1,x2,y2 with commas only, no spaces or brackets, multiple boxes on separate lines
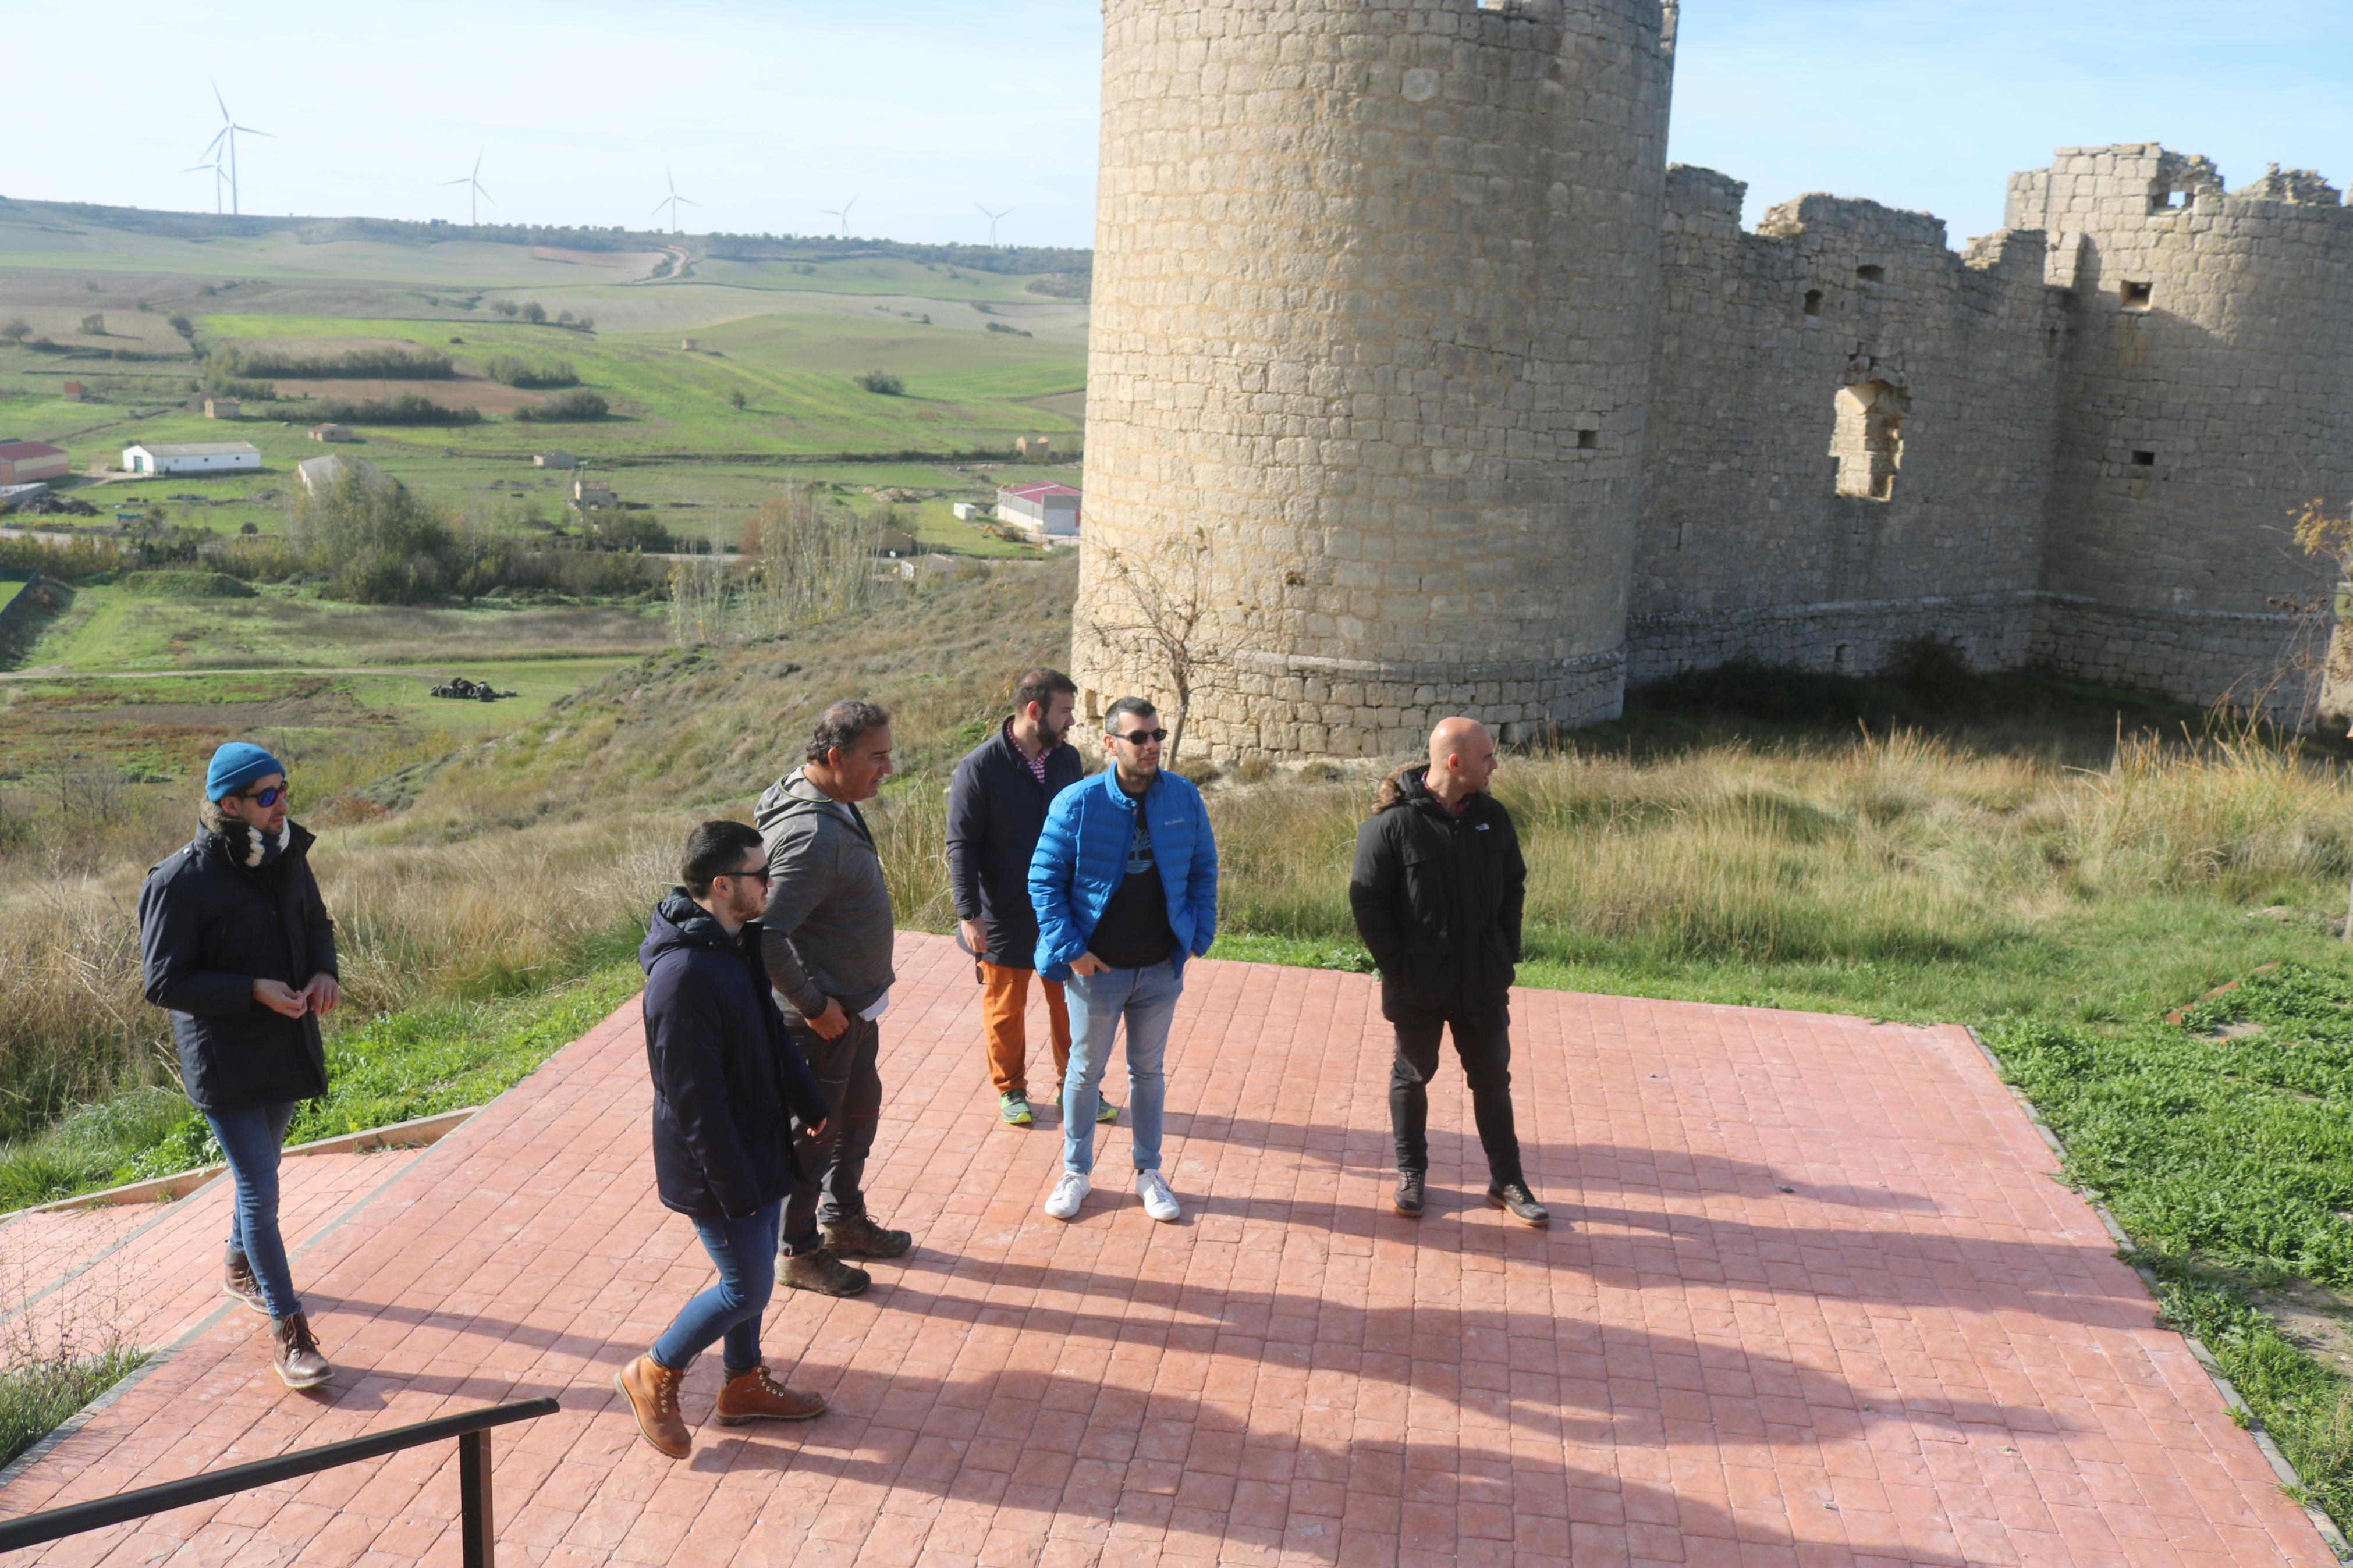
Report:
1348,717,1551,1227
140,741,340,1389
945,666,1102,1128
616,820,833,1459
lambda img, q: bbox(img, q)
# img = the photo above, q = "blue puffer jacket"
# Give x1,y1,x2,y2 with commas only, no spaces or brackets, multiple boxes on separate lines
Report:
1028,766,1218,983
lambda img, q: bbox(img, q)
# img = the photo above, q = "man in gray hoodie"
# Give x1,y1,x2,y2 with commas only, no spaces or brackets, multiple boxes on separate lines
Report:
755,698,908,1298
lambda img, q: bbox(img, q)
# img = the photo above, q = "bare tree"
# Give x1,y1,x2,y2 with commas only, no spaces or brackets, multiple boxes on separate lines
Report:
1087,527,1209,760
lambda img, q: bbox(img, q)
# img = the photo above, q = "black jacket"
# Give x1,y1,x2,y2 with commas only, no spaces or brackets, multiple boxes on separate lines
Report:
1348,765,1527,1018
945,719,1085,968
639,891,831,1220
139,821,337,1114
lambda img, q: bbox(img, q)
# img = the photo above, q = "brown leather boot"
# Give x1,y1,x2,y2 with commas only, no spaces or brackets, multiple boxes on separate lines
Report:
713,1364,826,1425
820,1214,911,1259
615,1353,690,1458
271,1313,332,1390
780,1247,871,1297
223,1254,267,1314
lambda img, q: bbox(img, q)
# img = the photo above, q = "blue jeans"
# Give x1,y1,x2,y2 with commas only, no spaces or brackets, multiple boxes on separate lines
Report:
207,1101,301,1321
651,1200,782,1375
1061,960,1181,1176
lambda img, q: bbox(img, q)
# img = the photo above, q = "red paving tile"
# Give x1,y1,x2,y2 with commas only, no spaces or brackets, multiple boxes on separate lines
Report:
0,933,2333,1565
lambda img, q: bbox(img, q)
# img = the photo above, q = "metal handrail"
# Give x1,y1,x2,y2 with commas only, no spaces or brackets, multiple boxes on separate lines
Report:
0,1395,558,1566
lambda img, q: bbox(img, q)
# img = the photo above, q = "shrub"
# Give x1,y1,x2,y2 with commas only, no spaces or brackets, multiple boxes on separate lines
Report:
727,387,747,410
986,322,1034,338
857,370,904,396
515,390,609,422
521,301,548,324
482,354,579,389
0,319,29,344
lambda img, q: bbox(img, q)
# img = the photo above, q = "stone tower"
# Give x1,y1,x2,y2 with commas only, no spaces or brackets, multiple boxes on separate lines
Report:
2008,145,2353,712
1076,0,1680,761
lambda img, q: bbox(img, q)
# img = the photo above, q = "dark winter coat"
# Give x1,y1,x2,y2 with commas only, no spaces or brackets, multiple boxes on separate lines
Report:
946,719,1085,968
639,891,832,1221
1347,765,1527,1019
138,820,337,1114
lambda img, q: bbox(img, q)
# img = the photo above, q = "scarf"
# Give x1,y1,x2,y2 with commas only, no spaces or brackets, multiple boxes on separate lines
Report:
199,801,293,870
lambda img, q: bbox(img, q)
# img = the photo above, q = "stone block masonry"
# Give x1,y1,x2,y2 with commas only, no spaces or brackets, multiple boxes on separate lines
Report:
1081,5,2352,760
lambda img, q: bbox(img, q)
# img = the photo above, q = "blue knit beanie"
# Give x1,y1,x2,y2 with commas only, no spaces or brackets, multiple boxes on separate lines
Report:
205,742,285,801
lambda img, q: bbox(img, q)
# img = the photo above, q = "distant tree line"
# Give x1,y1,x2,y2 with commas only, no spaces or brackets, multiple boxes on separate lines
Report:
482,354,580,388
210,344,454,379
514,390,608,421
297,394,482,426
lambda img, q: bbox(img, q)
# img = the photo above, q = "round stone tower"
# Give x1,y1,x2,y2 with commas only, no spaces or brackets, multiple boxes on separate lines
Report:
1076,0,1680,761
2008,145,2353,717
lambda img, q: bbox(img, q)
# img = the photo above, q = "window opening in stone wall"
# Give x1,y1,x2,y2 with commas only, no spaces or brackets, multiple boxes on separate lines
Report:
1576,428,1599,450
2131,450,2155,467
2045,325,2060,359
1855,264,1885,285
1832,644,1851,670
2151,186,2188,212
2119,280,2153,310
1830,379,1907,502
1803,289,1823,317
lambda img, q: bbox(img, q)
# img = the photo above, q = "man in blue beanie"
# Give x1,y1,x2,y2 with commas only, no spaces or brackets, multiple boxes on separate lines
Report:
139,741,339,1389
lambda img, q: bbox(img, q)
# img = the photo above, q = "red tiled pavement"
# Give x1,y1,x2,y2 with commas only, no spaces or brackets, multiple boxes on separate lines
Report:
0,932,2331,1566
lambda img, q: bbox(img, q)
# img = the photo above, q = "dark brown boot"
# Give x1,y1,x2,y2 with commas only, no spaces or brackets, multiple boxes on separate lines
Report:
223,1254,267,1314
271,1313,332,1390
821,1214,911,1259
615,1353,690,1458
714,1364,826,1425
780,1247,871,1297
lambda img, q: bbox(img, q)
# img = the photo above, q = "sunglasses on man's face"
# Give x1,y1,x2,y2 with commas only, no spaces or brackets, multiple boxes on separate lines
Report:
237,785,289,809
1114,728,1167,745
721,865,773,884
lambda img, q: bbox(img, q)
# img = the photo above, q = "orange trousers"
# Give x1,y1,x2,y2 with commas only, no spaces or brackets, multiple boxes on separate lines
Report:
978,961,1071,1100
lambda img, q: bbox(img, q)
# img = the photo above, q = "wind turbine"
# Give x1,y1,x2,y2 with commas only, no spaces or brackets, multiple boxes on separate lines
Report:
818,197,857,240
650,168,698,234
183,148,229,215
443,148,494,226
201,80,271,216
976,204,1016,247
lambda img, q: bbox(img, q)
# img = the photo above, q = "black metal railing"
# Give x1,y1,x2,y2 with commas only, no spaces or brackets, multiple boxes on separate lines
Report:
0,1396,558,1566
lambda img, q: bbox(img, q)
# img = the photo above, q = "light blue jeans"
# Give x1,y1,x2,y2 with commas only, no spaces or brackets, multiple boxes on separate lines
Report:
207,1100,301,1321
1062,959,1181,1176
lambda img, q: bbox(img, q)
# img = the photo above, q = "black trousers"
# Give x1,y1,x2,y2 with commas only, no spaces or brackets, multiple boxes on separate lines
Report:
1388,996,1524,1187
781,1011,882,1255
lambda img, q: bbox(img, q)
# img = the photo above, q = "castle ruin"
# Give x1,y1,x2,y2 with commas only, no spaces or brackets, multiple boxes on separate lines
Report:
1073,0,2353,760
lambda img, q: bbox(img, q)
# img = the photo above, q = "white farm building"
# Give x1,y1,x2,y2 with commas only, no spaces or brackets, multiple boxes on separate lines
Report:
123,441,261,477
995,481,1081,543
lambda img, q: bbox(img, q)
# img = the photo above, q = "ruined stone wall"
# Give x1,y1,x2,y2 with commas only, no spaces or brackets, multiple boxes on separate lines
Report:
1078,0,1677,762
2010,144,2353,717
1626,166,2068,684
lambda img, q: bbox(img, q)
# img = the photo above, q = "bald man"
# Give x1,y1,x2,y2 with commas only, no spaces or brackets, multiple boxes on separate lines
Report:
1347,719,1548,1226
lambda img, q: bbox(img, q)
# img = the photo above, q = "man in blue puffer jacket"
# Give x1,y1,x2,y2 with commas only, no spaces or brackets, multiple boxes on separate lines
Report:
1028,697,1218,1224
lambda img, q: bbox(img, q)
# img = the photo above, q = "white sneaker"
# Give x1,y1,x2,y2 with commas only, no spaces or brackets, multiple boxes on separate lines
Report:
1137,1170,1180,1223
1044,1171,1090,1221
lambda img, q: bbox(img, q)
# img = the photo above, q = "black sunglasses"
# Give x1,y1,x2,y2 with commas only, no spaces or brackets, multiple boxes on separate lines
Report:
236,784,289,808
719,865,772,884
1112,728,1167,745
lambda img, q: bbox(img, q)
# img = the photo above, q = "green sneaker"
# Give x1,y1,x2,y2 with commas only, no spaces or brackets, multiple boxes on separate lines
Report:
999,1092,1034,1126
1096,1098,1120,1125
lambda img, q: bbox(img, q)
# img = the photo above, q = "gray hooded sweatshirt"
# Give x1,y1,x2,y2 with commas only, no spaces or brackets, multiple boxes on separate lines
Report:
753,769,897,1024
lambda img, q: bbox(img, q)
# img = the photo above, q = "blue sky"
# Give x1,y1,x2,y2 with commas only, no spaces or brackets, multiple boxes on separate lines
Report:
4,1,2347,250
